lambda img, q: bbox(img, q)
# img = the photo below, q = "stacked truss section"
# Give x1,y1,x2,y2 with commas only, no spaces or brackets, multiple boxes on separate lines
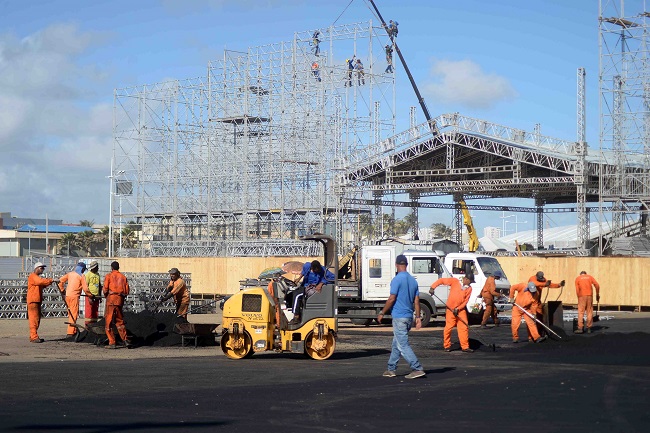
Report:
112,21,396,256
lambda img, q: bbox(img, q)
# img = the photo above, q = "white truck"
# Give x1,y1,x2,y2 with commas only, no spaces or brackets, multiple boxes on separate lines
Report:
337,245,511,327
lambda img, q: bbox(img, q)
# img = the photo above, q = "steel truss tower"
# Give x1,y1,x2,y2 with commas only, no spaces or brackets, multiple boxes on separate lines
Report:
112,22,396,256
599,0,650,253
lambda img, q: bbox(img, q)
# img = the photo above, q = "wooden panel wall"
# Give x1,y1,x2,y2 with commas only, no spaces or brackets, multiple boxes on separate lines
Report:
498,256,648,307
115,256,649,307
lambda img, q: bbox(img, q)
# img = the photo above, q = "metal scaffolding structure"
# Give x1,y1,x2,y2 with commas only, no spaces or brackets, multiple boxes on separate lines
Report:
111,21,396,256
599,0,650,253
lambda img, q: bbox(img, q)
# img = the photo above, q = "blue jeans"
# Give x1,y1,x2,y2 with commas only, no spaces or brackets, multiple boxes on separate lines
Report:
387,317,423,372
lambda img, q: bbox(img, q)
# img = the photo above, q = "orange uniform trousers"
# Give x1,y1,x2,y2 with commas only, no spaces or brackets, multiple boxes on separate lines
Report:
28,303,42,341
65,296,80,335
481,301,500,326
105,304,128,345
577,295,594,330
511,305,541,341
444,309,470,350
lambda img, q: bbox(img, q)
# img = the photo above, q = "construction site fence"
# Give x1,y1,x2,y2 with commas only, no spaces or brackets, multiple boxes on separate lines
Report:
75,255,650,308
3,255,649,316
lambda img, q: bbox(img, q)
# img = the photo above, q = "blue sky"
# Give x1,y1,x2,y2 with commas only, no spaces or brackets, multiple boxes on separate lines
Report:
0,0,614,235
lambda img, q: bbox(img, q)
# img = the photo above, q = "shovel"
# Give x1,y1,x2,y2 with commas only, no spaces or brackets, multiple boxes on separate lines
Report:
593,297,600,323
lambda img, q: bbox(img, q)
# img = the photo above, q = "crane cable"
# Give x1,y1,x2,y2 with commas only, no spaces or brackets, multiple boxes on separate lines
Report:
332,0,355,26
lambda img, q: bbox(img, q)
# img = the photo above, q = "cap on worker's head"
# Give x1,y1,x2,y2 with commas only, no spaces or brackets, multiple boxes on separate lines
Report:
395,254,408,265
168,267,180,275
111,261,120,270
536,271,544,279
580,270,587,275
88,260,99,270
527,282,537,293
493,271,503,279
33,262,46,270
77,262,86,270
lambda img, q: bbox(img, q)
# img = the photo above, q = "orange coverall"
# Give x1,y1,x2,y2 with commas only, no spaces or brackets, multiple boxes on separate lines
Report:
59,272,92,335
511,288,541,342
575,273,600,330
480,276,501,326
167,277,190,319
431,278,472,350
103,270,130,345
27,272,53,341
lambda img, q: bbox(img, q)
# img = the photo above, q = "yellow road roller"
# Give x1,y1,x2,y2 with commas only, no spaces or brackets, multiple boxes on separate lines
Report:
220,234,337,360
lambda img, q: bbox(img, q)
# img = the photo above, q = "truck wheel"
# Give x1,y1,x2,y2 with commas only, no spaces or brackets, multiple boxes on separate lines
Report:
220,330,253,359
418,302,432,328
350,318,373,326
304,331,336,360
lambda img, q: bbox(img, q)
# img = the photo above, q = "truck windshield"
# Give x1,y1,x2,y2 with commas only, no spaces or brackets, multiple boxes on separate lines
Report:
477,257,507,279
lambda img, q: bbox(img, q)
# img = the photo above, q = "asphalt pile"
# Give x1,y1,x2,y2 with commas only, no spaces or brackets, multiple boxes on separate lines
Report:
77,311,188,347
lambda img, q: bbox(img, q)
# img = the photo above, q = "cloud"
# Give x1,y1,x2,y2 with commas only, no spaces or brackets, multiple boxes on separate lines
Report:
0,24,113,223
423,59,517,109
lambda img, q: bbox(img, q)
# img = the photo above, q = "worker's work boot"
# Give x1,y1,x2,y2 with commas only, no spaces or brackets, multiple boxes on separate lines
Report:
382,370,396,378
443,347,452,352
30,338,44,343
574,328,584,334
586,328,592,334
512,339,519,344
462,348,474,353
534,335,548,343
105,344,117,349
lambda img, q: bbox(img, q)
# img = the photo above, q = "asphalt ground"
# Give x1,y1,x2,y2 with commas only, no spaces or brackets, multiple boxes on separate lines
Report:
1,312,649,432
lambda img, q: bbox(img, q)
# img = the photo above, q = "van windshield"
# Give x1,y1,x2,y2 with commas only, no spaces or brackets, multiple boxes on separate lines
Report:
477,257,507,279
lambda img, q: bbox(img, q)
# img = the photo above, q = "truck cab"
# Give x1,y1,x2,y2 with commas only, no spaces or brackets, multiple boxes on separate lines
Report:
357,245,451,326
444,253,511,315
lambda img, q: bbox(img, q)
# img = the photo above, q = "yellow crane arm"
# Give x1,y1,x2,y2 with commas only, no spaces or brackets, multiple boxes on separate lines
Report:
459,199,479,252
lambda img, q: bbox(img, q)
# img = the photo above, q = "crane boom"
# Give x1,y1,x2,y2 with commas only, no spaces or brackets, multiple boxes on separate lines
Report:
368,0,433,124
459,199,480,252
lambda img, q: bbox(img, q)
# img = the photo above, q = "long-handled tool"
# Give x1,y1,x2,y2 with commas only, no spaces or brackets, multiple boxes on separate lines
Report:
513,302,562,340
431,292,496,352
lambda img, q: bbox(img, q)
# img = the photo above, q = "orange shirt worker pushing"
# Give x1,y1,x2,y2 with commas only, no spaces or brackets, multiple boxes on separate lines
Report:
510,282,547,344
430,276,474,353
574,271,600,334
59,262,92,338
27,262,54,343
103,261,131,349
161,267,190,320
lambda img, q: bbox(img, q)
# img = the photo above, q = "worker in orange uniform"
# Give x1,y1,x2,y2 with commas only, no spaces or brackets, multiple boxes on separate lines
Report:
430,276,474,353
480,271,503,328
510,282,547,344
27,262,54,343
574,271,600,334
528,271,564,337
58,262,92,340
103,261,131,349
161,267,190,320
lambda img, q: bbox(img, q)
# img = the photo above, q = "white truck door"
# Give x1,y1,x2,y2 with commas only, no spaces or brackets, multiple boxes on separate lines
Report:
407,255,441,292
446,255,484,312
361,246,394,301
